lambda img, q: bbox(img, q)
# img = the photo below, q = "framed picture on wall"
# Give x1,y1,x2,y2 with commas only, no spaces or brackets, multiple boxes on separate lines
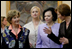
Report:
6,1,62,26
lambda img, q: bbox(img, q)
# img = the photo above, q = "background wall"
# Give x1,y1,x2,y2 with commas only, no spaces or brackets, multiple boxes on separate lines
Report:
1,1,6,17
1,1,71,17
62,1,71,9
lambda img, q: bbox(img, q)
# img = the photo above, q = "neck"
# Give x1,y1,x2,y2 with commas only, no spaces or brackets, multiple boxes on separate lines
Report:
65,16,71,23
32,18,40,23
47,21,54,27
12,24,19,29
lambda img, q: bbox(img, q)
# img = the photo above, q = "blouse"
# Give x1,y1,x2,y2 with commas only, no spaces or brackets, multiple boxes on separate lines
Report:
36,23,62,48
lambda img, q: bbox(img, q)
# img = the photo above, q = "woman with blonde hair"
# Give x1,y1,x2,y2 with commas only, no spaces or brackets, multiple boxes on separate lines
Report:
1,10,30,48
23,6,44,48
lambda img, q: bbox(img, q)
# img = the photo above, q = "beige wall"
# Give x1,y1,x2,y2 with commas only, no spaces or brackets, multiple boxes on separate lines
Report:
1,1,71,17
62,1,71,9
1,1,6,17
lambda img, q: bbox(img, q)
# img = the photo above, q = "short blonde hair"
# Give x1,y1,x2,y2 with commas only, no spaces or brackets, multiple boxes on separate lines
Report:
30,6,41,13
7,10,20,24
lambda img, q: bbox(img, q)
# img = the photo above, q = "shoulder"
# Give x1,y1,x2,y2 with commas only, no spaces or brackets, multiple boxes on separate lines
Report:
55,23,60,26
54,23,60,29
5,26,9,29
39,23,46,28
60,21,66,27
22,27,30,35
23,21,32,27
23,27,30,32
60,21,65,25
40,20,44,24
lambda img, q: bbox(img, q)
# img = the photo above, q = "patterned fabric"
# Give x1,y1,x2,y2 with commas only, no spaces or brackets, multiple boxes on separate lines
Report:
1,27,29,48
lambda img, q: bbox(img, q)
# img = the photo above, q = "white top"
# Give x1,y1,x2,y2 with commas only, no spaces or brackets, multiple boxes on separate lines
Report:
23,20,44,48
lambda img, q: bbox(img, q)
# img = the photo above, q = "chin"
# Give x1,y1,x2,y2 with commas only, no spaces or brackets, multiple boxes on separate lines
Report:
33,17,38,19
46,21,50,23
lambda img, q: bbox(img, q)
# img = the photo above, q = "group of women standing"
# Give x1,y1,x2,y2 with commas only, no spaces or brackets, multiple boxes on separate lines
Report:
1,3,71,48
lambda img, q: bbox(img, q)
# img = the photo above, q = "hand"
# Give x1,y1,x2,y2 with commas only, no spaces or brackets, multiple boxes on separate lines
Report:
29,43,33,48
35,43,36,46
59,37,69,45
43,27,52,34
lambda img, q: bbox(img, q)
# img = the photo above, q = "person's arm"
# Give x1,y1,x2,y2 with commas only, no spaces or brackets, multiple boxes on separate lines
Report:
24,30,30,48
1,37,8,48
36,25,42,48
68,38,71,47
47,24,62,45
47,32,61,44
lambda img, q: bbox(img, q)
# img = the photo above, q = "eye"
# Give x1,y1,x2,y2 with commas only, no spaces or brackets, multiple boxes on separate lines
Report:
48,16,50,17
32,11,34,13
36,11,38,13
44,16,46,17
17,16,19,18
13,17,16,19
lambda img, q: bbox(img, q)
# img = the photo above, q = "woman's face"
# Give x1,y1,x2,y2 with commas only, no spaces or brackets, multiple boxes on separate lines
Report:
2,18,7,26
44,11,53,23
31,8,40,19
11,15,20,25
57,11,65,21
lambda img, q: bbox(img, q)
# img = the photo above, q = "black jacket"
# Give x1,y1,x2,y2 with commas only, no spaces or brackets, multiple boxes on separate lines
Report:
47,21,71,48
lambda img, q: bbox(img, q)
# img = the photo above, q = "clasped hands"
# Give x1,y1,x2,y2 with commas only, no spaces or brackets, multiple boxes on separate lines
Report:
43,27,69,45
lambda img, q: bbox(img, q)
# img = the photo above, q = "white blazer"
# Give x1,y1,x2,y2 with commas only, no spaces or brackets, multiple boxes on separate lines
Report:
23,20,44,48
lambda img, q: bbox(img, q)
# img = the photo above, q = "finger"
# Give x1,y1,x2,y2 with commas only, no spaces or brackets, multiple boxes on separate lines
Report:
60,38,64,40
45,27,50,31
44,30,47,33
44,28,49,31
44,27,48,29
43,29,46,31
59,40,63,43
49,27,51,30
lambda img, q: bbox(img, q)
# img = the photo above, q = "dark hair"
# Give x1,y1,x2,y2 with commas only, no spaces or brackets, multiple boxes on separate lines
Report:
43,7,57,21
57,4,71,16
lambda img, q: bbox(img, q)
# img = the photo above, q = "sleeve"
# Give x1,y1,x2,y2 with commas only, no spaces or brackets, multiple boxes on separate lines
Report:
47,32,61,45
36,25,42,48
47,24,62,45
68,38,71,47
24,30,30,48
67,33,71,47
1,30,8,48
1,36,8,48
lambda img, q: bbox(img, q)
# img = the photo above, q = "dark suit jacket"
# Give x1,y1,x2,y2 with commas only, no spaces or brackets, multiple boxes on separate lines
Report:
47,21,71,48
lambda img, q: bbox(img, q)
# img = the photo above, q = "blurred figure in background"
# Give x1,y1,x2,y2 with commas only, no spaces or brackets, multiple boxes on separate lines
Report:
1,16,7,48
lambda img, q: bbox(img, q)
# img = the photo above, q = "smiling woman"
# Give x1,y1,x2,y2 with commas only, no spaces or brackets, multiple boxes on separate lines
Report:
6,1,62,26
1,10,30,48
